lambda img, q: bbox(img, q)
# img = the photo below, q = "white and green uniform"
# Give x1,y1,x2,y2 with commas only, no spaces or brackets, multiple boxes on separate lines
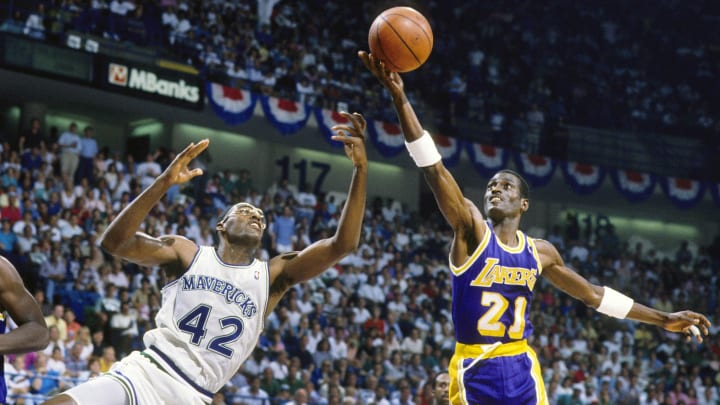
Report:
65,246,270,405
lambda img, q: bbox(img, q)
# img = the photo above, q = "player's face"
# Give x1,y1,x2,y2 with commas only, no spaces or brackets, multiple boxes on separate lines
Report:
218,203,266,243
433,373,450,405
483,173,528,220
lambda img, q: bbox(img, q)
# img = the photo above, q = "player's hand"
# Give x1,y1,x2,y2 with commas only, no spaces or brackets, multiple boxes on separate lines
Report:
358,51,404,98
331,112,367,168
662,310,711,343
159,139,209,185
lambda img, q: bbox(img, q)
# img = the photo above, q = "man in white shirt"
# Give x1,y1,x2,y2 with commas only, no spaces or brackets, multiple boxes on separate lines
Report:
58,123,82,182
358,274,385,304
135,153,162,189
236,376,270,405
400,328,424,356
295,184,317,222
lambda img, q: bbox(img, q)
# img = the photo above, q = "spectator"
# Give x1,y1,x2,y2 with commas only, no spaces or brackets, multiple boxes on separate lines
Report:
24,3,46,39
236,375,270,405
76,126,98,184
44,305,68,342
18,117,45,153
57,123,81,183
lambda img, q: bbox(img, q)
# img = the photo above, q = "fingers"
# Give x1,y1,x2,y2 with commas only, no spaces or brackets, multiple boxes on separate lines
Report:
336,112,367,137
179,139,209,160
332,122,366,140
680,312,711,343
359,51,389,79
330,134,363,147
686,311,712,335
358,50,370,69
331,125,353,136
352,112,367,132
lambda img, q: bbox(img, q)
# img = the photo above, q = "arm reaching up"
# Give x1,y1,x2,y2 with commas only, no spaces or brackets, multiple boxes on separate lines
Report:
266,112,368,313
358,50,484,267
100,140,209,277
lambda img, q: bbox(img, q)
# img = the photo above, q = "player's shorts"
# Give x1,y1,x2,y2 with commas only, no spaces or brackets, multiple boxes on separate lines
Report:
63,351,212,405
449,340,548,405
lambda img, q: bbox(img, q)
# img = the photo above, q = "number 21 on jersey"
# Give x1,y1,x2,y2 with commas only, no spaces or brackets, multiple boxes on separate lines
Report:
477,292,528,339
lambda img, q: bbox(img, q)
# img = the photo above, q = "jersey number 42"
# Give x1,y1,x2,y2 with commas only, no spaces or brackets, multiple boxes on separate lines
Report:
178,304,245,358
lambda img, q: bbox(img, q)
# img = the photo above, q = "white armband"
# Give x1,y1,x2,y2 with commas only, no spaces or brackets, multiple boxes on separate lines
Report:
405,130,442,167
596,286,634,319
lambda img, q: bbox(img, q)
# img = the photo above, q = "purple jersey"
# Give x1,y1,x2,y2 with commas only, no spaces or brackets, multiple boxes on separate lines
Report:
451,221,541,345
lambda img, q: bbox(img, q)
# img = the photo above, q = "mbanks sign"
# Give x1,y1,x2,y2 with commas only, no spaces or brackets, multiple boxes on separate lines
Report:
108,63,200,103
98,57,203,110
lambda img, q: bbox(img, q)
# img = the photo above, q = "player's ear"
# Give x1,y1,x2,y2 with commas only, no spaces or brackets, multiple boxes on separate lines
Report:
521,198,529,213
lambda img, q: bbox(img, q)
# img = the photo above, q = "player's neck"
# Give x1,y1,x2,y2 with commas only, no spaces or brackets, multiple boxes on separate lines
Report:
490,218,521,247
215,242,256,266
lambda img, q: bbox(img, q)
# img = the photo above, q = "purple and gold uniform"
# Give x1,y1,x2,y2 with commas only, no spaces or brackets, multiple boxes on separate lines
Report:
0,313,6,403
449,221,548,405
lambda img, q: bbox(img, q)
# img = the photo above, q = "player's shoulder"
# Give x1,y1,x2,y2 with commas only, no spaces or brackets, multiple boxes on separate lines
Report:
530,238,561,256
269,251,299,266
0,255,22,284
159,234,197,248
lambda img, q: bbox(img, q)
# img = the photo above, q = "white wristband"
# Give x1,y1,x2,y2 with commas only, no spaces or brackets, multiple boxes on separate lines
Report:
405,130,442,167
596,286,634,319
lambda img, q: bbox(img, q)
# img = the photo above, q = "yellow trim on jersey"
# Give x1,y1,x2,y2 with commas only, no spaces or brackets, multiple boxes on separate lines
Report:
450,340,533,404
455,339,529,359
449,352,465,405
496,230,526,253
526,347,549,404
450,221,491,276
527,238,543,276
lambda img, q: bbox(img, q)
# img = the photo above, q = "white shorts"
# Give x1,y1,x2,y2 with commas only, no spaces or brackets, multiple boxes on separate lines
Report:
63,351,211,405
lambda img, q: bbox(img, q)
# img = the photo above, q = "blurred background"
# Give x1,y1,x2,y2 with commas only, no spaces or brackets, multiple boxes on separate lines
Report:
0,0,719,404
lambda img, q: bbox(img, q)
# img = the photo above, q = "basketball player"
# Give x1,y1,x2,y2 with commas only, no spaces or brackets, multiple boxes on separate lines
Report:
432,371,450,405
359,51,711,405
0,255,50,403
43,111,368,405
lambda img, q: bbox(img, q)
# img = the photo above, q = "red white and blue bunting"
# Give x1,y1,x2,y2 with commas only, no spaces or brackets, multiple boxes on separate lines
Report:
710,183,720,207
465,143,508,177
368,120,405,157
561,162,605,195
313,108,348,148
513,153,557,187
206,83,257,125
434,134,463,167
260,96,310,135
610,170,656,202
660,177,706,209
204,86,714,209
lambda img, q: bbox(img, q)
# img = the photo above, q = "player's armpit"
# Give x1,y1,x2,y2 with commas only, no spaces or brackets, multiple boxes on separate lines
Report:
534,239,604,308
105,233,197,270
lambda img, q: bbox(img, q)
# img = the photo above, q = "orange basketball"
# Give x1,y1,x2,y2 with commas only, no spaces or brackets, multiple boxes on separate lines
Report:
368,7,433,73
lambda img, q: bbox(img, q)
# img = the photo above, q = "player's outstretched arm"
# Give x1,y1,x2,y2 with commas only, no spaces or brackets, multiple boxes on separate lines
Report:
536,239,711,342
100,140,207,272
0,256,49,354
267,113,367,305
358,51,477,235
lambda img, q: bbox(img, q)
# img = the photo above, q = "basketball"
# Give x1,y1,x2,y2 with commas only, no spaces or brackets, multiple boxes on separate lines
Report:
368,7,433,73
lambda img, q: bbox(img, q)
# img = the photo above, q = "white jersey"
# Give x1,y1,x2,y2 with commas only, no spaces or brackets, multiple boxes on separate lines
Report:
143,246,269,397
